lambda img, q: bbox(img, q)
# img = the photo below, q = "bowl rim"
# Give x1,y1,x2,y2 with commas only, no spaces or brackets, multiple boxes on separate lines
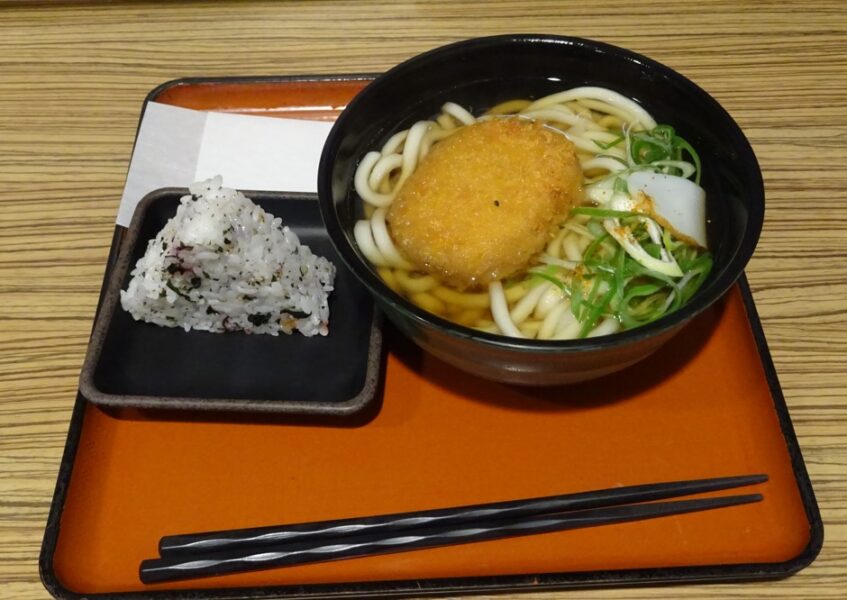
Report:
318,33,765,354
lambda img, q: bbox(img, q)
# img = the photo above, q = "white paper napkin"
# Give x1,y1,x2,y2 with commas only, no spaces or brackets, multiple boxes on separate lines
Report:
118,102,334,226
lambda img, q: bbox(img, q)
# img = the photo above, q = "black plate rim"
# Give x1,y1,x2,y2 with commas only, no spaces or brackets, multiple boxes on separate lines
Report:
78,187,383,415
40,72,822,600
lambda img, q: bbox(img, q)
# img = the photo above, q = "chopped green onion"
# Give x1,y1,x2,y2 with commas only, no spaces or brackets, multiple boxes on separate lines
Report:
593,134,625,150
625,124,701,184
570,277,584,322
563,214,712,334
651,160,696,179
641,242,664,260
557,127,709,336
585,220,606,238
582,232,611,264
612,245,626,310
530,270,568,292
579,279,616,338
673,136,702,184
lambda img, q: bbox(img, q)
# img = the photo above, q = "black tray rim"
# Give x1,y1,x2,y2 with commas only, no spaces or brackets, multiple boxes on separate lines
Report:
39,73,823,600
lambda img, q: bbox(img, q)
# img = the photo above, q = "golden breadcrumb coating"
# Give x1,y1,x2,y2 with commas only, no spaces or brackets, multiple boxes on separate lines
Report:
387,118,583,289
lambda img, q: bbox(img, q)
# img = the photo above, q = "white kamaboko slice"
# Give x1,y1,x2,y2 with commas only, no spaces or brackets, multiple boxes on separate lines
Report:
626,171,708,249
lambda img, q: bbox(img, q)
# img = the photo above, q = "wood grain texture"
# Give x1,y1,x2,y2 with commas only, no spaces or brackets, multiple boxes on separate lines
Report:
0,0,844,598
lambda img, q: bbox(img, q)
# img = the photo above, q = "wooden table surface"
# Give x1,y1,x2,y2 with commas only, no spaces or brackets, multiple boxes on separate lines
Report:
1,1,844,598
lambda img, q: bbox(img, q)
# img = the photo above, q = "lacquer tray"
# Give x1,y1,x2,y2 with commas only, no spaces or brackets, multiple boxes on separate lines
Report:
39,75,822,599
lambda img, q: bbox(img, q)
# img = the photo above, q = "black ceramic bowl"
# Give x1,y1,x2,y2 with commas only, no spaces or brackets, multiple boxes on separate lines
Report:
318,35,764,385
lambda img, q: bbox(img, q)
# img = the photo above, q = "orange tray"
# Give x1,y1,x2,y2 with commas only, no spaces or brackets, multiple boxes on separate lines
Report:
40,76,822,599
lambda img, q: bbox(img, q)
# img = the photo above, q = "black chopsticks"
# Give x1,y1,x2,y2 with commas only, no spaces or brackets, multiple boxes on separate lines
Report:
140,473,766,584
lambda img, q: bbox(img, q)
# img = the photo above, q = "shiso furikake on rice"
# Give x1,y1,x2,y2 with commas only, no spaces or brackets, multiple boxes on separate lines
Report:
120,177,336,337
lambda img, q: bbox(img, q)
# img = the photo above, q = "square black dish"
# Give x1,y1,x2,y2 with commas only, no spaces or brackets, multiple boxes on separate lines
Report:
79,188,382,415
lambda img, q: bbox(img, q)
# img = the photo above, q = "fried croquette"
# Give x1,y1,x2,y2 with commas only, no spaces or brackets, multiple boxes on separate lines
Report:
387,118,583,290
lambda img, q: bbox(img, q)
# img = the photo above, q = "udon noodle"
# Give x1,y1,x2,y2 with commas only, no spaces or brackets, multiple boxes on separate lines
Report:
353,87,712,339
